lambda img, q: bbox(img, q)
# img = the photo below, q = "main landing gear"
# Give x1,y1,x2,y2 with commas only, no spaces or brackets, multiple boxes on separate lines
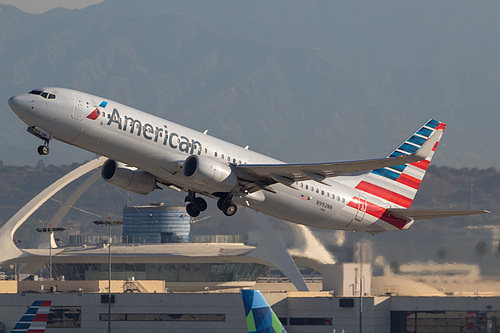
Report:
217,195,237,217
184,191,238,218
185,191,207,218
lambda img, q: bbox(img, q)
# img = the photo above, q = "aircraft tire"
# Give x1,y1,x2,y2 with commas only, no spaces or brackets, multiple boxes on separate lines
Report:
222,202,237,216
186,203,200,217
217,197,224,210
192,197,207,211
37,145,49,155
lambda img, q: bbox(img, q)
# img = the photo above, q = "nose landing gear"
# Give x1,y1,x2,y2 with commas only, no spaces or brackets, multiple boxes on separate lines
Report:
27,126,52,156
37,143,50,155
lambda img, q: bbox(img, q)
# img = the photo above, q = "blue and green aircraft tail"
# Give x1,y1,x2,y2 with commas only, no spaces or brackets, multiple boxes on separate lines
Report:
241,289,287,333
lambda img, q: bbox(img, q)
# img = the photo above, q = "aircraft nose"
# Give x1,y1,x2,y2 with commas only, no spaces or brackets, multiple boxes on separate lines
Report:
8,95,30,116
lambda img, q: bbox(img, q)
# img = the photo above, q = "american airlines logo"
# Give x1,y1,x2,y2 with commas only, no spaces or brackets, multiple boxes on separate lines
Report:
104,106,203,155
86,101,108,120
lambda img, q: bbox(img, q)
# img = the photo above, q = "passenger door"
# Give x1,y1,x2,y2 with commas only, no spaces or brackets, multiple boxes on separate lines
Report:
354,195,367,222
72,93,85,120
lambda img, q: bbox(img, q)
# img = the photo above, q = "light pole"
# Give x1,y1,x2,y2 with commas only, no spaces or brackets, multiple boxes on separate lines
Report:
359,244,363,333
36,226,66,280
94,219,123,333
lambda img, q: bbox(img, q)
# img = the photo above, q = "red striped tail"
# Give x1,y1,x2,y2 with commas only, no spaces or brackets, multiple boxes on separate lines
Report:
356,119,446,209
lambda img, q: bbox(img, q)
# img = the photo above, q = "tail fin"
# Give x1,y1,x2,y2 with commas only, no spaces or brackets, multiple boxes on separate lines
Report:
10,300,51,333
357,119,446,208
241,289,287,333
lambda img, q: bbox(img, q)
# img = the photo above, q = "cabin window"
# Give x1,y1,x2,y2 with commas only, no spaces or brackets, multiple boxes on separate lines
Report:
48,94,56,99
342,198,345,203
214,152,218,157
300,183,304,188
205,148,208,154
311,186,314,192
227,156,231,161
233,158,236,163
238,160,242,164
305,185,309,190
321,190,324,195
221,154,224,159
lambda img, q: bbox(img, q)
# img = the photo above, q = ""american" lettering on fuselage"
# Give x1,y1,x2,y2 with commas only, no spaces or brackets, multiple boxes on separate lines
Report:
106,108,202,155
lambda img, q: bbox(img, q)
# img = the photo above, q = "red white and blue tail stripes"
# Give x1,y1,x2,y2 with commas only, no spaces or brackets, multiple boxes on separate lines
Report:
348,119,446,230
10,300,51,333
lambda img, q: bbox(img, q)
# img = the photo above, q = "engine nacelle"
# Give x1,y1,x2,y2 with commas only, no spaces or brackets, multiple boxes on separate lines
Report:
101,159,157,195
183,155,237,193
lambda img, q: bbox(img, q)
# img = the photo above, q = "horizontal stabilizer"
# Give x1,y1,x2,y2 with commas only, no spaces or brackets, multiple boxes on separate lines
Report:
387,208,490,221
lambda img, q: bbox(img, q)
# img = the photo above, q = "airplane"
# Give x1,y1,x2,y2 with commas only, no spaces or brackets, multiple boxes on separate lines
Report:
10,300,51,333
241,289,287,333
8,88,488,234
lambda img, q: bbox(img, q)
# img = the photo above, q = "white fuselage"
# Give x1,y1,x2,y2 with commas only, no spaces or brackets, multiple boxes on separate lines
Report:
8,88,400,233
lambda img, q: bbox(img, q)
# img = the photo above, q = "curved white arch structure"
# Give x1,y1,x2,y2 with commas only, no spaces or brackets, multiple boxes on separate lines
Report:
0,156,314,291
0,157,105,264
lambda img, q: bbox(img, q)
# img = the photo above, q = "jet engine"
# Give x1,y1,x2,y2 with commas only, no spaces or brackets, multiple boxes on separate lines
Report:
183,155,237,193
101,159,157,195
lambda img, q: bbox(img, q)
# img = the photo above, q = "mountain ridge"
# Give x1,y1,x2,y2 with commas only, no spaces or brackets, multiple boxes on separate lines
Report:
0,1,499,168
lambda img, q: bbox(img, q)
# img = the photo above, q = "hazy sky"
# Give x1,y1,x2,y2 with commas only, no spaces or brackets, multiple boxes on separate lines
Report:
0,0,103,13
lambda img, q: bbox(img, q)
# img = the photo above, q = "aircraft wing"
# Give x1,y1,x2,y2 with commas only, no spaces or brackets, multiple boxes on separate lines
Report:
386,208,490,221
236,129,442,190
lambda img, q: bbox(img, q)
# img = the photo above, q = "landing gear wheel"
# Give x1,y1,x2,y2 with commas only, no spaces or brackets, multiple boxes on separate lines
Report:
217,197,225,210
186,203,200,217
222,202,237,216
37,145,50,155
192,197,207,212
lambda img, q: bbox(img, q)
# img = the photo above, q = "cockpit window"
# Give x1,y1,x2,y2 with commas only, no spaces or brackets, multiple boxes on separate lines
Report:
29,90,56,99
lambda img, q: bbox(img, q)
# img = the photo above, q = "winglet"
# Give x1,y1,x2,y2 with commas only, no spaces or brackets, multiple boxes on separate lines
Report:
413,128,443,161
242,289,287,333
11,300,51,333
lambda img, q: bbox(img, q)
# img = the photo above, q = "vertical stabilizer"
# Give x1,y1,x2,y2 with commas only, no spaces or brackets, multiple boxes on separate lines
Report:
357,119,446,209
242,290,287,333
10,300,51,333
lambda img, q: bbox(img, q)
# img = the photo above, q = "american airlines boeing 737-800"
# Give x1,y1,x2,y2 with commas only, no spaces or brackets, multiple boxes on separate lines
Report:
8,88,487,234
